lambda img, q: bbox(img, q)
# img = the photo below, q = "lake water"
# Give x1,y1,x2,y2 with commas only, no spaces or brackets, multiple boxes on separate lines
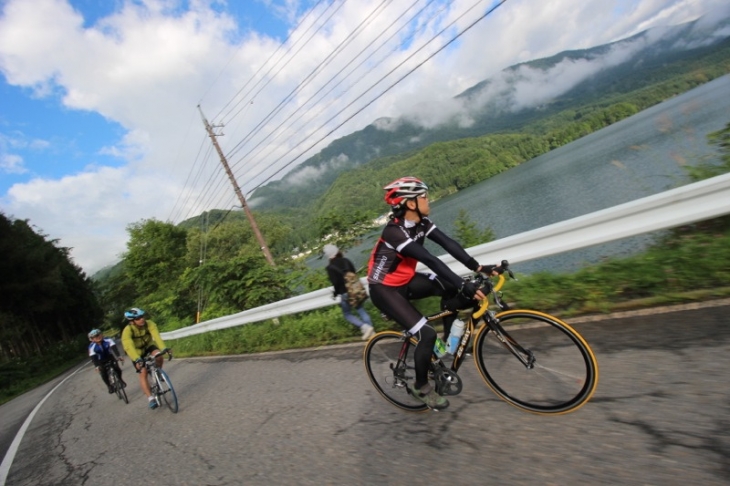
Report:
319,74,730,275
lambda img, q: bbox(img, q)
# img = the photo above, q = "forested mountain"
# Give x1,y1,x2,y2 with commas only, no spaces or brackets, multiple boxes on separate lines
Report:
249,15,730,212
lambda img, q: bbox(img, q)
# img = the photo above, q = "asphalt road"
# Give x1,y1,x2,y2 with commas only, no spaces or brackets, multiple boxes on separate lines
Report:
2,301,729,485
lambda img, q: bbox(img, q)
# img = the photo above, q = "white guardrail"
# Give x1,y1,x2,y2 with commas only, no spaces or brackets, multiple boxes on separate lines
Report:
162,172,730,340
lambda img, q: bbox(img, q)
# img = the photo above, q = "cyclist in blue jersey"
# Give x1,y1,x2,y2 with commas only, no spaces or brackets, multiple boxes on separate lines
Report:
367,177,497,410
88,329,125,394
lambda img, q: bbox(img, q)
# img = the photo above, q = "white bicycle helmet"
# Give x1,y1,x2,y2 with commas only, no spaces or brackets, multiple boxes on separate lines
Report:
124,307,146,321
383,176,428,208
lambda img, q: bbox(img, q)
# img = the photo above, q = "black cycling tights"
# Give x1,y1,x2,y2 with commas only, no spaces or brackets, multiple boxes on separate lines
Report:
369,273,466,390
412,325,437,390
369,273,468,340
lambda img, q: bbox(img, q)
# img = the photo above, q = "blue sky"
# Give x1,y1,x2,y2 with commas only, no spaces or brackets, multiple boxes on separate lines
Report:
1,81,121,186
1,0,728,274
1,0,295,194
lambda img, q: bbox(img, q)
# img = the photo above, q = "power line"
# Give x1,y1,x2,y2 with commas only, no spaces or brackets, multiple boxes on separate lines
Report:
168,132,213,223
176,2,346,222
179,0,508,221
222,0,391,164
216,0,345,125
248,0,509,193
174,1,336,223
207,0,331,121
228,0,461,194
175,142,228,224
226,0,447,183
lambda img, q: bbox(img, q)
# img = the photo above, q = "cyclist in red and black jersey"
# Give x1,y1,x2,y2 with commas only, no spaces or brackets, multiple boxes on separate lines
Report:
367,176,497,410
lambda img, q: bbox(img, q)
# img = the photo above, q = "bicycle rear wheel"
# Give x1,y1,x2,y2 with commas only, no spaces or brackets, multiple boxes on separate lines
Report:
109,367,128,404
155,369,178,413
363,331,428,413
474,310,598,414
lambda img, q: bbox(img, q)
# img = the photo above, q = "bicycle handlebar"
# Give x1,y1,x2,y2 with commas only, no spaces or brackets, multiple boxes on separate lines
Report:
141,348,173,365
472,260,514,319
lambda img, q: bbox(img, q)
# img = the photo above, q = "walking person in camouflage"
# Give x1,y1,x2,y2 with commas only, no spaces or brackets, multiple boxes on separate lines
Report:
324,244,375,340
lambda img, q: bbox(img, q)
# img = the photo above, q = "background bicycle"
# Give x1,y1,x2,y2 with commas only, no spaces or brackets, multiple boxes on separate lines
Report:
143,349,178,413
364,261,599,414
103,358,128,404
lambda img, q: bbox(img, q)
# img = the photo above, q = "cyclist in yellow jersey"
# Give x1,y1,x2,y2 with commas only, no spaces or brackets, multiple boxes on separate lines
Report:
121,307,169,409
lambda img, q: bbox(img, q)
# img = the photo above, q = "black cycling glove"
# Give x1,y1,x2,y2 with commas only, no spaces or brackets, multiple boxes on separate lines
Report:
481,264,496,274
459,281,479,299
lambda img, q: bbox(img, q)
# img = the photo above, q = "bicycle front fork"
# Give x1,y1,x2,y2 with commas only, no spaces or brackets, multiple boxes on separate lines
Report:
487,318,536,369
148,371,161,403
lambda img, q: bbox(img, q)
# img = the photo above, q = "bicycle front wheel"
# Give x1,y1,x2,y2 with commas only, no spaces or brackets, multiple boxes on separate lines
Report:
155,369,179,413
363,331,428,413
474,310,598,414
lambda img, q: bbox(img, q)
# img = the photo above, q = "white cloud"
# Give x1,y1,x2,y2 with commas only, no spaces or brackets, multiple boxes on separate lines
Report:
495,36,649,112
286,153,350,186
392,0,730,126
1,153,25,174
3,164,185,272
0,0,727,273
0,131,50,174
371,117,399,132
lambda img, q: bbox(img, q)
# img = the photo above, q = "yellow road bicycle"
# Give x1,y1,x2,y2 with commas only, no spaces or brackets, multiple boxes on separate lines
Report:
363,261,599,414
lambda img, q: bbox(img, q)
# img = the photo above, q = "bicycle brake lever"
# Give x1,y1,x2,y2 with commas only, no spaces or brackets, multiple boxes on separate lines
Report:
498,260,517,281
494,292,510,311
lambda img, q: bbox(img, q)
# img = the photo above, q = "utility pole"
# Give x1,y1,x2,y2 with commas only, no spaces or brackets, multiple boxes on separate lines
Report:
198,105,276,266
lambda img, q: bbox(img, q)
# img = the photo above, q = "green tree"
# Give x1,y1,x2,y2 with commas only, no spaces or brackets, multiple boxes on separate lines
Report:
316,209,377,251
94,263,139,332
453,209,496,248
177,216,300,322
123,219,188,315
0,213,102,360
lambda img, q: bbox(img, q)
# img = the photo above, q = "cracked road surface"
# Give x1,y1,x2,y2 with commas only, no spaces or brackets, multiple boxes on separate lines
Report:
2,302,729,485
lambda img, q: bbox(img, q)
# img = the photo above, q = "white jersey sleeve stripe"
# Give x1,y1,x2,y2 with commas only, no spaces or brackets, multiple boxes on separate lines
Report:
395,239,413,253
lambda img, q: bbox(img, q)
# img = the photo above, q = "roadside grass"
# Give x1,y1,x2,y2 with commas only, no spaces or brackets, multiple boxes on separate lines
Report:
0,337,87,405
505,222,730,317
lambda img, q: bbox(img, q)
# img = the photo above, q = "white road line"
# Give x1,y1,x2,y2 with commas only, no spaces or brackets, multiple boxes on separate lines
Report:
0,364,88,486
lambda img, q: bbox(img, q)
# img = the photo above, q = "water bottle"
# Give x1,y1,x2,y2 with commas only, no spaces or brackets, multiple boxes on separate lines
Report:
433,337,447,358
446,319,466,355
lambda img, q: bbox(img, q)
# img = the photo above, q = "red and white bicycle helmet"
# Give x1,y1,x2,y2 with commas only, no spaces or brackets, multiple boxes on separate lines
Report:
383,176,428,208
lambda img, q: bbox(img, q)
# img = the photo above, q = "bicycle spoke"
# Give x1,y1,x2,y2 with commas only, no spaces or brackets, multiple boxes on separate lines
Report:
475,311,598,414
105,366,129,404
119,377,129,404
156,369,179,413
363,332,428,412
